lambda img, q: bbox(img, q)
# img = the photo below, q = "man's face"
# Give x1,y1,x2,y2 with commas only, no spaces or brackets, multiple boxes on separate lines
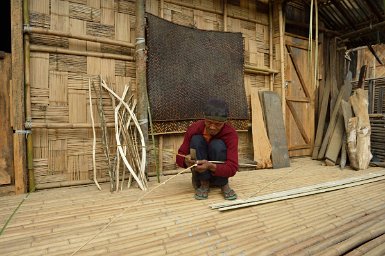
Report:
204,119,225,136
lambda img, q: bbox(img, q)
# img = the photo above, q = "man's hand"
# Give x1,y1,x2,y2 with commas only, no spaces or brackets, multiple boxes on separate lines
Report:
184,154,196,167
195,160,216,173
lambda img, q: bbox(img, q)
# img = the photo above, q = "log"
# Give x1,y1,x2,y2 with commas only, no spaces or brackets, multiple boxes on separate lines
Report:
348,89,372,170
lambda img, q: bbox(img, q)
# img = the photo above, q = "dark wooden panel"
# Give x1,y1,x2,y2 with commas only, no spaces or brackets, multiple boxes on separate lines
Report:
261,91,290,169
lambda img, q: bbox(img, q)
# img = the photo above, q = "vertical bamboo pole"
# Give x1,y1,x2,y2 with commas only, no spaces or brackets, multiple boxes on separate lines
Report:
278,1,286,118
23,0,35,192
269,1,274,91
136,0,149,174
160,0,164,18
223,0,227,32
11,0,26,194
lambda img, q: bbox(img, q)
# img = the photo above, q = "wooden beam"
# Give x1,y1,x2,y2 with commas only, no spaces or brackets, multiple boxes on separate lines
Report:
24,27,135,48
340,21,385,40
11,0,26,194
30,45,134,61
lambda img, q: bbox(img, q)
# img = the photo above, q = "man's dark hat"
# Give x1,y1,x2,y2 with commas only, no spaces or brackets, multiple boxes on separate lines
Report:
204,99,229,122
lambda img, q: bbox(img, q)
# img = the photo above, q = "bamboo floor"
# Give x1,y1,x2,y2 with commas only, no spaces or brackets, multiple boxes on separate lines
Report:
1,157,385,255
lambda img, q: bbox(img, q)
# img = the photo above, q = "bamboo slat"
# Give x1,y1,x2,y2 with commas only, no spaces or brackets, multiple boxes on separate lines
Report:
31,45,133,61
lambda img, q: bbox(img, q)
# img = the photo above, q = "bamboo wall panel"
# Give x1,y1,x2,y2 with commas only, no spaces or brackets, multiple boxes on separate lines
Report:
28,0,273,187
29,0,136,187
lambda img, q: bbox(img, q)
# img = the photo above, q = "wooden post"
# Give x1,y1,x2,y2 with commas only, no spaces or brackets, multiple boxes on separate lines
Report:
223,0,227,32
278,2,286,118
269,1,274,91
0,53,12,185
23,0,35,192
11,0,27,194
136,0,149,173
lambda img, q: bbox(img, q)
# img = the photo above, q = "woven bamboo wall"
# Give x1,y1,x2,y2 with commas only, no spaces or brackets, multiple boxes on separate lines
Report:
29,0,271,186
29,0,136,187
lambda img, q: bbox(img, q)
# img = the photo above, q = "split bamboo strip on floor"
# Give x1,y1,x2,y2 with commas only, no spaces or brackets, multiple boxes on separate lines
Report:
210,171,385,211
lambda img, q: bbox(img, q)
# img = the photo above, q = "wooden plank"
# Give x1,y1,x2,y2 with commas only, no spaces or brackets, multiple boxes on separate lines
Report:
250,88,272,168
11,0,26,194
0,53,13,185
318,73,352,160
324,72,353,165
329,39,338,114
312,69,331,159
260,91,290,169
324,114,344,165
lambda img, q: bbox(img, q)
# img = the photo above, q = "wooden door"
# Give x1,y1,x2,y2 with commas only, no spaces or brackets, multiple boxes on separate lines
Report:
0,53,13,185
285,36,316,157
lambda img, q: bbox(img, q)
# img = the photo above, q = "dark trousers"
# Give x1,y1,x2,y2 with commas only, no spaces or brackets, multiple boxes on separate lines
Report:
190,135,228,186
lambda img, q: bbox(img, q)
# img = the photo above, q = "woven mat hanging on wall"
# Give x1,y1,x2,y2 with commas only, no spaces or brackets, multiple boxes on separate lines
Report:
146,13,248,134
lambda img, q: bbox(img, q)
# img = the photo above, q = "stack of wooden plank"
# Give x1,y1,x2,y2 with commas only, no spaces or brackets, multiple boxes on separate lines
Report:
370,114,385,162
313,71,372,170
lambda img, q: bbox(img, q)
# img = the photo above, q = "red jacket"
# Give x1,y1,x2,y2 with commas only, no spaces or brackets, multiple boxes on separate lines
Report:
176,120,239,177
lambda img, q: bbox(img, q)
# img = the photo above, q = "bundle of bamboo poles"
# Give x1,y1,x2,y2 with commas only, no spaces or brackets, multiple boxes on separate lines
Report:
370,114,385,162
88,77,147,191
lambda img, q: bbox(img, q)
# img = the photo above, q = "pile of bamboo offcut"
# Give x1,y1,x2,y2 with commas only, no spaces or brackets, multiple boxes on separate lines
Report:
88,77,147,192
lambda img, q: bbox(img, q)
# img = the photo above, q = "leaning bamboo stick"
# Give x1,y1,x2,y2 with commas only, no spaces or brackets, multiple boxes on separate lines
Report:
93,81,114,191
30,45,134,61
115,93,144,190
113,86,131,191
24,27,134,48
103,81,147,191
88,79,101,190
